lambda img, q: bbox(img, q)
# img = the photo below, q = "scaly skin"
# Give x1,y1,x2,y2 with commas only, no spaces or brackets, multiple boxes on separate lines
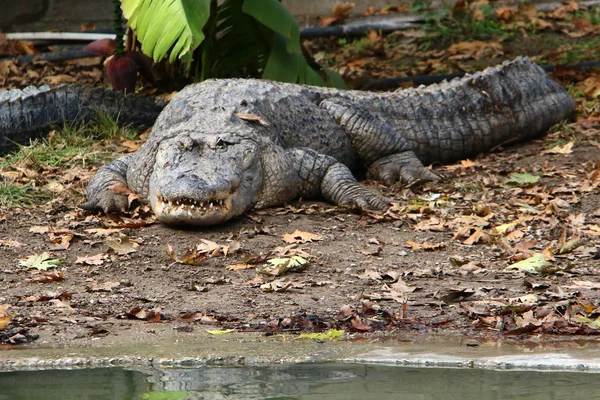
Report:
76,57,575,225
0,85,163,154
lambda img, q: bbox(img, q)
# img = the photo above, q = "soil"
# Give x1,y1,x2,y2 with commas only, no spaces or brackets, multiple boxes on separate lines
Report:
1,128,599,348
1,11,600,348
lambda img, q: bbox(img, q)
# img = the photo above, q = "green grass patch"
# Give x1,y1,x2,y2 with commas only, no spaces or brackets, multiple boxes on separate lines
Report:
0,182,49,208
0,114,138,170
412,0,512,48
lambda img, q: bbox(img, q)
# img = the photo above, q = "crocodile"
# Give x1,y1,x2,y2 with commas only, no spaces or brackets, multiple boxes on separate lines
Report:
1,57,575,225
0,84,163,154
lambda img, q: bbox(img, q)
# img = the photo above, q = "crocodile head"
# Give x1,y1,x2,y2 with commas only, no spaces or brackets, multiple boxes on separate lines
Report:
147,131,262,226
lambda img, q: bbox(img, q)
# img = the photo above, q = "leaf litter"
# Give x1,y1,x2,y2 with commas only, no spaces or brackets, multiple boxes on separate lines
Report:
2,2,600,346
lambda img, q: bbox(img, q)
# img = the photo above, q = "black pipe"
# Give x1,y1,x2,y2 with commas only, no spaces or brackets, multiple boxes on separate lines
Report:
359,61,600,90
300,20,421,39
3,46,600,91
0,49,93,63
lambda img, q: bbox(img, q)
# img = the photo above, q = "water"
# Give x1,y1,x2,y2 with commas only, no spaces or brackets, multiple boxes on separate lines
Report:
0,363,598,400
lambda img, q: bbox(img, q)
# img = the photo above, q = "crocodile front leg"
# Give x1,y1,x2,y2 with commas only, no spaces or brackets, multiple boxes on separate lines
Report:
286,148,388,210
320,97,440,185
79,154,134,213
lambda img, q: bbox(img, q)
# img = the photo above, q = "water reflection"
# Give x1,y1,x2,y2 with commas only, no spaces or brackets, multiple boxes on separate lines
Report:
0,363,598,400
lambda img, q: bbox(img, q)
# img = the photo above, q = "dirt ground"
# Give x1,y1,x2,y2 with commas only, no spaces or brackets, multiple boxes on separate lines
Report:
1,125,599,347
1,3,600,348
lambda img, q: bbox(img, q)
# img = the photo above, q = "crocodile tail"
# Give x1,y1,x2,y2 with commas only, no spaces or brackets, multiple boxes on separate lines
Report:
0,85,164,155
378,57,576,164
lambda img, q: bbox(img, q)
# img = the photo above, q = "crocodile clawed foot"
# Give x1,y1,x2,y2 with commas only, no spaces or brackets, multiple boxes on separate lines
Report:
79,189,130,214
367,152,441,186
343,191,390,211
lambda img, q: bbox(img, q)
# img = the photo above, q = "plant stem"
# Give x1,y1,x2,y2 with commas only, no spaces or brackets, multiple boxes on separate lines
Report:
113,0,125,55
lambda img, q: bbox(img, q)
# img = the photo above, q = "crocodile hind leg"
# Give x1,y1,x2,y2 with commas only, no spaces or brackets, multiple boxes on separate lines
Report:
320,97,440,185
79,154,134,213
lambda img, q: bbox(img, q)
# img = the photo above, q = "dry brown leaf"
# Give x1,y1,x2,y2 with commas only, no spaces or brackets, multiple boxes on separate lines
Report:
227,263,254,270
45,181,65,193
0,239,23,248
463,229,491,245
89,281,120,292
495,6,516,21
42,74,77,85
48,233,73,250
542,141,574,155
235,112,268,125
0,304,11,329
106,236,139,255
260,279,292,292
165,244,206,265
108,182,134,195
85,228,122,236
75,253,108,266
29,226,50,234
282,230,323,244
406,240,445,251
350,315,371,331
447,41,503,60
548,0,578,19
332,1,354,19
32,271,64,283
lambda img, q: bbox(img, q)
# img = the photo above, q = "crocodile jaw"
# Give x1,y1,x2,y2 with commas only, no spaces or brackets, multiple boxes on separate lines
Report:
152,195,235,225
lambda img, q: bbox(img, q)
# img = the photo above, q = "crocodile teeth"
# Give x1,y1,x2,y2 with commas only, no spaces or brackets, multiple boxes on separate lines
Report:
209,202,214,209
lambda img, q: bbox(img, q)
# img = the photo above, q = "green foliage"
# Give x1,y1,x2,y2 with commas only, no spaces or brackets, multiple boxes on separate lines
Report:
121,0,210,63
572,6,600,25
412,0,509,47
0,182,49,208
0,115,135,170
119,0,342,86
297,329,344,341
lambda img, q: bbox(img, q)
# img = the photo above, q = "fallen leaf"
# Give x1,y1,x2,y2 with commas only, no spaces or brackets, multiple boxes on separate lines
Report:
29,226,50,234
542,141,574,155
463,229,491,245
19,253,64,270
257,256,309,276
297,329,344,341
260,280,292,292
406,240,445,250
576,315,600,330
282,230,323,244
206,329,235,335
165,244,206,265
0,240,23,248
506,253,550,274
503,172,540,186
227,263,254,270
0,304,11,329
85,228,122,236
235,112,269,125
350,316,372,331
89,281,120,292
32,271,64,283
75,253,109,266
106,236,139,255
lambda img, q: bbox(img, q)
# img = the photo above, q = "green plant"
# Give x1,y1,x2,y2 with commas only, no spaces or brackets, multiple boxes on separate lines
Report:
0,116,135,170
0,182,49,208
412,0,509,46
120,0,343,86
